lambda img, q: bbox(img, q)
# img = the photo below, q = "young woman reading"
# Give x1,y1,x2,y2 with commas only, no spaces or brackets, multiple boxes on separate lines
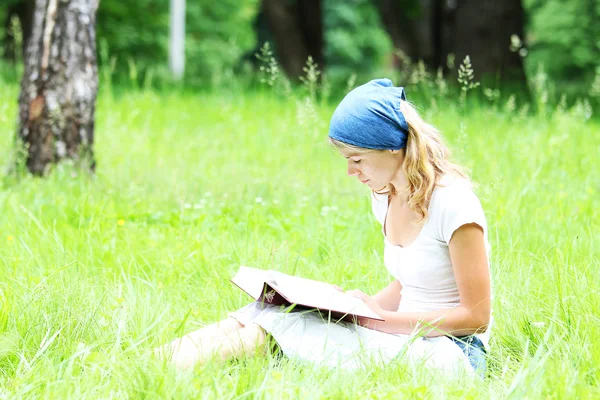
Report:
154,79,492,376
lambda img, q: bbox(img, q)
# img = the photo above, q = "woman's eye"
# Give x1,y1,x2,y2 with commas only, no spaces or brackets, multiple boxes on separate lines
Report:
353,159,362,164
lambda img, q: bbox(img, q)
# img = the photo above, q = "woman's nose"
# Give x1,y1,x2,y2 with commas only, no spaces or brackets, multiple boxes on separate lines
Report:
347,162,359,176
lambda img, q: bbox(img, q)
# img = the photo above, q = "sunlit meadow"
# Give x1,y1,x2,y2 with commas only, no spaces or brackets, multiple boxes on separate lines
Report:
0,70,599,398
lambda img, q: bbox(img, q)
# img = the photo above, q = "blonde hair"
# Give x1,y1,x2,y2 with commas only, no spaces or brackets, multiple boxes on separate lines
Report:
330,101,468,224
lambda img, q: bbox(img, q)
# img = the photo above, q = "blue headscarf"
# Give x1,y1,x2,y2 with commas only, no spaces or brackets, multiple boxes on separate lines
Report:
328,78,409,150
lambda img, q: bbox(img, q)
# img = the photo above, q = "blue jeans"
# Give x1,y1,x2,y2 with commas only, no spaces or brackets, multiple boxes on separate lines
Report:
449,335,487,377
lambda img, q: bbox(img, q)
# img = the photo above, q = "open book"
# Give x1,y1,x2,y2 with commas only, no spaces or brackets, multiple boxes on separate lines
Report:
230,266,384,322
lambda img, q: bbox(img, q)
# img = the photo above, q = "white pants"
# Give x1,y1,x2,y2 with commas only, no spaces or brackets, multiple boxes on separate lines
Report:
229,302,473,374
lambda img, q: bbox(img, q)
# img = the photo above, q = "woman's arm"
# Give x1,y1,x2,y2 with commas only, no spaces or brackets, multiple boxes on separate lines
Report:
353,223,491,337
371,279,402,312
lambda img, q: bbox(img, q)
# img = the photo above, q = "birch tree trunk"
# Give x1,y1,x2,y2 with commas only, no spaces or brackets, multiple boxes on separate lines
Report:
17,0,99,175
169,0,185,80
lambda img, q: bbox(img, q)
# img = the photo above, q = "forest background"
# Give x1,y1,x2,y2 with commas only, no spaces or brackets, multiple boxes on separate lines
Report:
0,0,598,398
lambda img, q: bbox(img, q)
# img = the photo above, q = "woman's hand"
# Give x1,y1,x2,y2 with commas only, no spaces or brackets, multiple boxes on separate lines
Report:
331,284,344,292
346,289,384,326
330,285,385,328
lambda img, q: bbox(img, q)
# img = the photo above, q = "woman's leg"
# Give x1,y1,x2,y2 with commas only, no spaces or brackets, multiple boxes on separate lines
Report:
176,317,245,344
167,323,268,368
205,323,267,361
154,317,268,368
154,317,244,357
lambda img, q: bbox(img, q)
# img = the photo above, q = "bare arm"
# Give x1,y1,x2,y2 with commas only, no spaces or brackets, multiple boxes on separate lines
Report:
372,279,402,312
356,224,491,337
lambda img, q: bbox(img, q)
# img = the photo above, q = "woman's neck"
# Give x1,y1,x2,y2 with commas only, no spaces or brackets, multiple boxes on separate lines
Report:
390,173,410,204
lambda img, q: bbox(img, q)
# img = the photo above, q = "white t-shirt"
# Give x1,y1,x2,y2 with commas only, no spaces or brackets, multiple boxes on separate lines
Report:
371,174,492,348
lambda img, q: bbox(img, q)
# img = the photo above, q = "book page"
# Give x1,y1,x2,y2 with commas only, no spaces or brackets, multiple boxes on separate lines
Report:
231,266,277,300
265,270,382,320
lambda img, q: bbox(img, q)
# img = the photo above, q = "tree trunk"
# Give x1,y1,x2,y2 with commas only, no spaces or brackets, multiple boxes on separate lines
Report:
376,0,527,85
261,0,323,80
169,0,185,80
17,0,99,175
452,0,527,84
376,0,437,68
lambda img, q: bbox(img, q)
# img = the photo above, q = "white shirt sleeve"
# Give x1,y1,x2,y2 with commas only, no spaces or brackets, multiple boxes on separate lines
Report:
438,185,488,244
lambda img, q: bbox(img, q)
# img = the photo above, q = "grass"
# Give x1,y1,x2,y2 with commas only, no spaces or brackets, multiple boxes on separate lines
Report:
0,78,599,398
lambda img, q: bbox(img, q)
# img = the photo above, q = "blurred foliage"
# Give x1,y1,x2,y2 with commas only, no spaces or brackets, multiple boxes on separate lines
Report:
96,0,258,86
523,0,600,96
0,0,599,98
181,0,259,86
0,0,25,57
95,0,169,79
323,0,392,91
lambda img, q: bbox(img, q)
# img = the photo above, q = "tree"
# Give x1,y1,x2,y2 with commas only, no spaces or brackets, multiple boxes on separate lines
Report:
261,0,324,80
17,0,99,175
452,0,527,84
375,0,527,85
375,0,438,68
169,0,185,80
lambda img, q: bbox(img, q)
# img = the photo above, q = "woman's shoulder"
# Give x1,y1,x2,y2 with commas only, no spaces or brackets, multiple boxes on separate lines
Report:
429,174,488,242
429,174,484,217
432,174,476,202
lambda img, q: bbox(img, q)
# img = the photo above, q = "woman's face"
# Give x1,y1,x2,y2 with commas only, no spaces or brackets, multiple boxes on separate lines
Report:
340,148,405,190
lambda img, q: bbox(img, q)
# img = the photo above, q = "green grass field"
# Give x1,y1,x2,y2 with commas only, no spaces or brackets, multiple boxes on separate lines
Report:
0,80,599,398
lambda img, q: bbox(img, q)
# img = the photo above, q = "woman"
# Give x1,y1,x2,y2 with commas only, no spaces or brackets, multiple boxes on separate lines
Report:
154,79,492,376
